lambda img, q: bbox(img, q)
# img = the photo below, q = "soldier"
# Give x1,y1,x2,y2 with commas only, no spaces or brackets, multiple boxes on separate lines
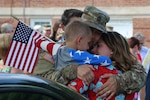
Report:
42,24,51,38
35,5,146,100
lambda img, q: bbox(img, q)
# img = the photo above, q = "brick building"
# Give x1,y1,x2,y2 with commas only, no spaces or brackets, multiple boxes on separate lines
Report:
0,0,150,47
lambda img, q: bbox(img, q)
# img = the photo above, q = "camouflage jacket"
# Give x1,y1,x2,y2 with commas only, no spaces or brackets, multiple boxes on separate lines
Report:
33,51,54,75
37,62,146,95
114,62,146,95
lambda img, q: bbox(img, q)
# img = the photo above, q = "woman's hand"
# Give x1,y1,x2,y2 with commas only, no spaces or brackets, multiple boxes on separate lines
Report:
77,64,95,85
96,74,117,100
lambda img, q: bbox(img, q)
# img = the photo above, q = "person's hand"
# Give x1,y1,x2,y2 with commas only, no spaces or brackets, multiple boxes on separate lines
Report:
11,67,24,74
96,74,117,100
77,64,95,85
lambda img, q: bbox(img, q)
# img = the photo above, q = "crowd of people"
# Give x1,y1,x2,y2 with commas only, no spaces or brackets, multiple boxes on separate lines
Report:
0,5,150,100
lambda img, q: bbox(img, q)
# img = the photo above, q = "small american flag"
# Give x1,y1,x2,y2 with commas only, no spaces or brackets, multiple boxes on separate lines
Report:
4,21,43,73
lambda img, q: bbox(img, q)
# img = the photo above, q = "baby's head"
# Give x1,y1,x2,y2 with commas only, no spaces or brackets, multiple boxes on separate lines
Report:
64,20,92,51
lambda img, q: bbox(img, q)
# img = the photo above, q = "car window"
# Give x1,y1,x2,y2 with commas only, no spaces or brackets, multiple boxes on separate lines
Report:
0,92,56,100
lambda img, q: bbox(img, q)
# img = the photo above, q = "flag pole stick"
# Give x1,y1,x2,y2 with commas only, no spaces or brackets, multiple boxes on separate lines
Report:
11,15,56,43
11,15,19,21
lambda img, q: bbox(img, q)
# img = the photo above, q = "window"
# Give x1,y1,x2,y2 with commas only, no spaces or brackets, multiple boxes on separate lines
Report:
30,19,51,28
107,20,133,38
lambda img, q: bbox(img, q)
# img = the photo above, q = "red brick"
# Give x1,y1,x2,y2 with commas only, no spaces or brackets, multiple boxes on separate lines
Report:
1,0,150,47
1,0,150,7
133,18,150,47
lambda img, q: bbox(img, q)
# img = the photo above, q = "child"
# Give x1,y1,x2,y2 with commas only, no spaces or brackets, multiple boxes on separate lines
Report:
36,19,111,70
53,20,112,70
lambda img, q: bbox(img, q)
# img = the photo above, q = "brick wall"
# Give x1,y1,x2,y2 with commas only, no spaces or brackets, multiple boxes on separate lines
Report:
133,18,150,47
1,0,150,7
0,0,150,48
0,17,30,32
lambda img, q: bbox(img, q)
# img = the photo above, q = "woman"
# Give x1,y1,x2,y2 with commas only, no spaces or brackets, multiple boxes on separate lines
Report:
69,31,136,100
95,32,139,99
128,37,142,63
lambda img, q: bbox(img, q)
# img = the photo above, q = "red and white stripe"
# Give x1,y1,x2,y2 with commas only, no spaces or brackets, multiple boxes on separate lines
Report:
36,39,62,56
4,31,43,73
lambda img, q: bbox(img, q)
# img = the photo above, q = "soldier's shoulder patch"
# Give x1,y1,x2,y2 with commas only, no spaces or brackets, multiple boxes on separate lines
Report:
43,53,54,64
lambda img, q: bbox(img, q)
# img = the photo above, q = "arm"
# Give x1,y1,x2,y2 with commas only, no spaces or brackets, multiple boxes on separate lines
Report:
115,62,146,94
96,62,147,99
60,64,94,85
36,65,77,85
68,49,112,66
35,41,97,84
37,64,94,85
36,39,61,55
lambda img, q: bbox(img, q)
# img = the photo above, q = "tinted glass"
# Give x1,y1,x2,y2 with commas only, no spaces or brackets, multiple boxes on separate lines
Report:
0,92,55,100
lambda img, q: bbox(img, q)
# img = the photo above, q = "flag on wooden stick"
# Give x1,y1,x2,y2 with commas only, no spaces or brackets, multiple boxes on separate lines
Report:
4,21,43,73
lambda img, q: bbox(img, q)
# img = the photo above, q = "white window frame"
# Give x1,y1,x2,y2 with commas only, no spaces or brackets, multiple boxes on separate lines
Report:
30,19,51,28
107,20,133,38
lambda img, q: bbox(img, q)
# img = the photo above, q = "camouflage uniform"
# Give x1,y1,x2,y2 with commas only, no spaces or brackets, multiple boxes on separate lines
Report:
39,62,146,94
33,50,54,76
36,5,146,95
114,62,146,94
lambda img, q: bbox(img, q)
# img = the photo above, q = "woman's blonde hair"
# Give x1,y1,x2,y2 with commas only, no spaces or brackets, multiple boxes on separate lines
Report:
0,33,13,58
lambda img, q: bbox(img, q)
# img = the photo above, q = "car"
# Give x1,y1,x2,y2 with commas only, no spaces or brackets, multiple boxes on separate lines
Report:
0,73,87,100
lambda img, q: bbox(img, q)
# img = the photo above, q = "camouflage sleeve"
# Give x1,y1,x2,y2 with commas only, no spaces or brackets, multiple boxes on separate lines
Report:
59,65,78,84
114,62,147,95
36,64,78,85
37,68,61,81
